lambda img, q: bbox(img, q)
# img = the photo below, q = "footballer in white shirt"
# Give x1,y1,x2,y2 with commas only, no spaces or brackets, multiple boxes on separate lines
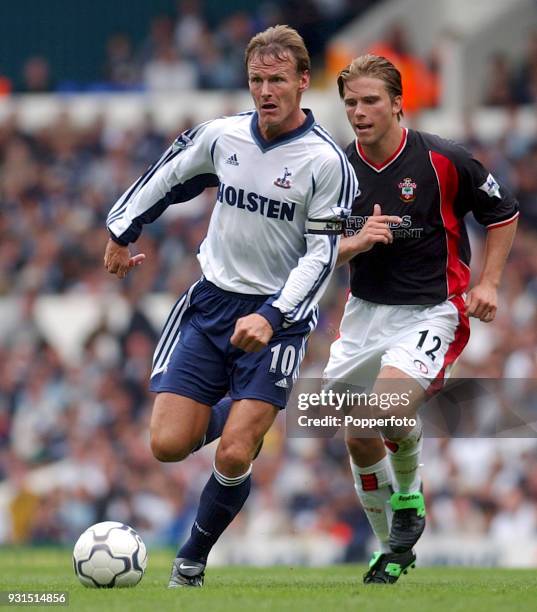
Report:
104,25,358,587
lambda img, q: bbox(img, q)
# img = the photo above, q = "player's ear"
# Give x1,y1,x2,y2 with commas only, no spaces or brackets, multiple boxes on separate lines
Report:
392,95,402,117
298,70,310,93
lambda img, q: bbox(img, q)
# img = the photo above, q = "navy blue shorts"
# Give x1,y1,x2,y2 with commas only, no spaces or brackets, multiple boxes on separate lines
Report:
149,278,317,409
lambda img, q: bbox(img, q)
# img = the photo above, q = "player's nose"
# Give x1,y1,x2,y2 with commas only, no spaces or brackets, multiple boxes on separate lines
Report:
260,80,272,97
354,104,366,118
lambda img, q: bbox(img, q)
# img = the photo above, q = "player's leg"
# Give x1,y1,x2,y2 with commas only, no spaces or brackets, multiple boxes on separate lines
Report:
345,429,421,585
149,392,211,461
376,297,469,552
168,309,314,587
346,435,393,554
346,434,418,584
354,367,424,581
375,366,425,490
191,396,233,452
373,366,426,553
192,396,265,459
169,399,278,587
322,296,409,579
149,279,233,458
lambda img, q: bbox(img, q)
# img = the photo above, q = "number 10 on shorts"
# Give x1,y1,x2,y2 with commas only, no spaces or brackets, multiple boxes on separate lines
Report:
269,343,297,375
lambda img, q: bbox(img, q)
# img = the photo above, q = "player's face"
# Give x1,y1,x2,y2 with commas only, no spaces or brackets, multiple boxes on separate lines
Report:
342,76,402,147
248,52,310,140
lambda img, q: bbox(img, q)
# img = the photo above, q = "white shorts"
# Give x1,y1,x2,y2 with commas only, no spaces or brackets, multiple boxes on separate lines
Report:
323,295,470,391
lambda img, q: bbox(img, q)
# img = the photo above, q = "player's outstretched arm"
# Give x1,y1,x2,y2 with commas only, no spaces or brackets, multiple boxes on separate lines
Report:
465,218,518,322
337,204,402,267
104,238,146,279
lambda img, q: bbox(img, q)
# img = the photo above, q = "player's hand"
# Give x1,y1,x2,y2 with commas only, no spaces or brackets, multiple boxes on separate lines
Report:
103,238,146,279
465,281,498,322
349,204,402,254
231,314,274,352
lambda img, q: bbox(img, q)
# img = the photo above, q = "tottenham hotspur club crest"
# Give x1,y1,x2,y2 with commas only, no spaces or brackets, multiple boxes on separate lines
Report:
274,167,292,189
398,177,417,203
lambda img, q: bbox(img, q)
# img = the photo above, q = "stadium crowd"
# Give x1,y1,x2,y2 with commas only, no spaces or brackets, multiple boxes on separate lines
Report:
4,4,536,107
3,0,373,94
483,30,537,107
0,94,536,560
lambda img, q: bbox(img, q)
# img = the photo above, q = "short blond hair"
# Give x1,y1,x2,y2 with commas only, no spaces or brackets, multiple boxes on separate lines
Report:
245,25,310,74
337,54,404,120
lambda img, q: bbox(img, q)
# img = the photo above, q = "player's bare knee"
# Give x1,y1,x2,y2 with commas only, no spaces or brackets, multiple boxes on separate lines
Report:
150,431,191,462
215,438,252,475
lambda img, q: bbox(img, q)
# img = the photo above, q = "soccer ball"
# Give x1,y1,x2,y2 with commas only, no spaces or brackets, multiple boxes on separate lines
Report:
73,521,147,588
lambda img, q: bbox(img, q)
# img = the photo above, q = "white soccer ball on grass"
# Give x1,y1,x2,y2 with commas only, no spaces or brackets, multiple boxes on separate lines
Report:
73,521,147,588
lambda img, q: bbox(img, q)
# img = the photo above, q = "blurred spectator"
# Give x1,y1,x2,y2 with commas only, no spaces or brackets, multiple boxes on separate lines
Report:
197,34,241,90
20,56,53,93
513,29,537,105
281,0,324,59
103,33,141,89
139,15,176,65
369,24,438,113
483,52,515,107
143,45,198,92
174,0,208,60
212,12,253,89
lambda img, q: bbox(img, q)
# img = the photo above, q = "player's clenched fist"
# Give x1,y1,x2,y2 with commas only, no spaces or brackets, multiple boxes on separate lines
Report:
465,281,498,323
103,238,146,279
231,313,274,352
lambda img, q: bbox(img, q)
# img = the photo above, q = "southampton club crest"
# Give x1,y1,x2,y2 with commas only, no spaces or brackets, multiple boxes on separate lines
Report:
398,177,417,203
274,167,292,189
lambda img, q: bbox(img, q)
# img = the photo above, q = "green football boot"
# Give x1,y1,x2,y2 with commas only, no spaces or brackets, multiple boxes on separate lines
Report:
363,550,417,584
389,488,426,553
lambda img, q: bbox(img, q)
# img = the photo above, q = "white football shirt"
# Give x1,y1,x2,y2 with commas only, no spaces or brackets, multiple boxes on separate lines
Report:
107,110,359,325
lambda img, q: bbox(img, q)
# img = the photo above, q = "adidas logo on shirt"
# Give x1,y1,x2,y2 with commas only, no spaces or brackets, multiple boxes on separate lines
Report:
225,153,239,166
275,378,289,388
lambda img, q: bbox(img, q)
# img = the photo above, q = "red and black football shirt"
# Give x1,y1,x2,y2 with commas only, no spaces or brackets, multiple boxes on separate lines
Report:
345,128,519,305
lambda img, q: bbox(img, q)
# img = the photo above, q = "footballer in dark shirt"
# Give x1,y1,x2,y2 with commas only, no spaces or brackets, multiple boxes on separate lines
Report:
323,54,518,584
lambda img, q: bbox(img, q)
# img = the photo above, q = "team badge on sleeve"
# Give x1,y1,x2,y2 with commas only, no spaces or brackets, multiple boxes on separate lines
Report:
398,177,417,203
479,173,501,199
172,133,194,151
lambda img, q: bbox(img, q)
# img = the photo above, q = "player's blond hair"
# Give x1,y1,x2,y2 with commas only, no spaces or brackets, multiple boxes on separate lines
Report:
337,54,404,120
245,25,310,74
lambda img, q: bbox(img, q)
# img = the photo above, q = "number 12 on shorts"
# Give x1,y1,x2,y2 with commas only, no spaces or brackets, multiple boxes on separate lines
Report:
269,343,297,375
416,330,442,361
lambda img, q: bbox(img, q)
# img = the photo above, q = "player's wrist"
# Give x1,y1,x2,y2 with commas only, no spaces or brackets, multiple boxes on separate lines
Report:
478,277,499,289
256,303,284,331
341,236,362,257
108,231,129,247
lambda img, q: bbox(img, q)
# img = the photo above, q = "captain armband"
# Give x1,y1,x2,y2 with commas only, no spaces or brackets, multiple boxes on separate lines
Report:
305,218,344,235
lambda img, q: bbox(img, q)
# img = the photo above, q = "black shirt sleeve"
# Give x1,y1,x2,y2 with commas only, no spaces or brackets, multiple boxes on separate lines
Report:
452,145,519,227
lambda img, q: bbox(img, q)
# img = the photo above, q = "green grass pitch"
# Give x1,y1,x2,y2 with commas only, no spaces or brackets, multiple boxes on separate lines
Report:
1,548,536,612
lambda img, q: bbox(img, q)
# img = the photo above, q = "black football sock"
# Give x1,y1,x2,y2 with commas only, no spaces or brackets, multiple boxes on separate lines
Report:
178,464,251,564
